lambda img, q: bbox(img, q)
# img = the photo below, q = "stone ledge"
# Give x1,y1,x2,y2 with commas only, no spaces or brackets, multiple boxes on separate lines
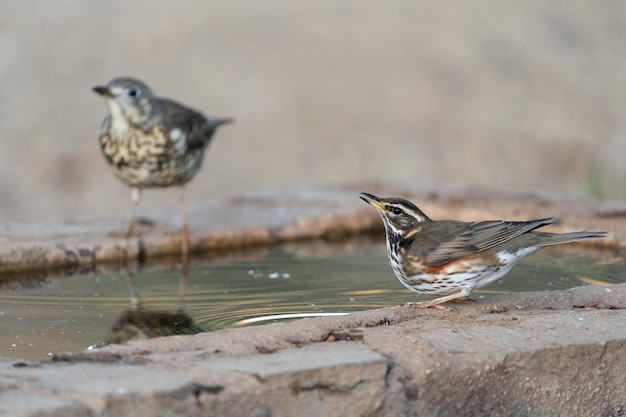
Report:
1,181,624,274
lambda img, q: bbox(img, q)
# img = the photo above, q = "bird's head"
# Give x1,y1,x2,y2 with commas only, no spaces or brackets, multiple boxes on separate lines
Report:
93,78,159,127
360,192,431,240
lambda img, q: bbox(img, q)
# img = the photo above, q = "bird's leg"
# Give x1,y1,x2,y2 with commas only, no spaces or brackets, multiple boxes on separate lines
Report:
126,187,142,238
403,288,473,311
179,187,190,263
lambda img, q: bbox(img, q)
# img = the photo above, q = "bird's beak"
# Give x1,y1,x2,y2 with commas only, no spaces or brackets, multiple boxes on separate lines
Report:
93,86,115,98
359,192,385,212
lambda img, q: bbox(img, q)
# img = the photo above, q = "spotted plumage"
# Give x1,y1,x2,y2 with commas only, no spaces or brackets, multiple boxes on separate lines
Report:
93,77,232,245
360,192,606,309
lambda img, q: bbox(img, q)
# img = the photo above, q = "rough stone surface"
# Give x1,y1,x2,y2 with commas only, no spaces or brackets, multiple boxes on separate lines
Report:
1,184,625,416
0,391,92,417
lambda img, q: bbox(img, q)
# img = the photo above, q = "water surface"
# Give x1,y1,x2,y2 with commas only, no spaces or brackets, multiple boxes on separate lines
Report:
0,239,623,360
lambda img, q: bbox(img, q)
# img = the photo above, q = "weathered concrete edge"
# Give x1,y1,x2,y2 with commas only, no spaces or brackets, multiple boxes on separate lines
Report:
1,181,624,274
3,283,625,417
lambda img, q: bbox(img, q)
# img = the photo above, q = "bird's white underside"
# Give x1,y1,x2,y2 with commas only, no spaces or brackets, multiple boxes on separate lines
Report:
390,245,540,296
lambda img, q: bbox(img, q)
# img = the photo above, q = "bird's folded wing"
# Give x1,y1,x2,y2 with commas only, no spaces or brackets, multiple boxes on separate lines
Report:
421,218,553,266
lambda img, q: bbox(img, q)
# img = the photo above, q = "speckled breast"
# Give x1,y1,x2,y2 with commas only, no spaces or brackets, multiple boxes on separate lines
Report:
98,125,207,188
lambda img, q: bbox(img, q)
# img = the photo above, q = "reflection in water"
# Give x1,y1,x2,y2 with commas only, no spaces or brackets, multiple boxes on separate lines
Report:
236,312,349,325
102,260,205,346
105,309,204,344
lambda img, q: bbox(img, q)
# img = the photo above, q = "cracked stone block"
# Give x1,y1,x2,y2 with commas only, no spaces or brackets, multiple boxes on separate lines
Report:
197,342,389,417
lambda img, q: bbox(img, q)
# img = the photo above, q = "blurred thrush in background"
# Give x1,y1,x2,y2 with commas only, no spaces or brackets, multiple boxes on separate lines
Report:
93,77,232,255
360,192,606,310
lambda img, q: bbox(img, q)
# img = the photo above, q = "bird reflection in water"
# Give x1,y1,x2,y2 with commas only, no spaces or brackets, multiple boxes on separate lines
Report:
103,258,205,345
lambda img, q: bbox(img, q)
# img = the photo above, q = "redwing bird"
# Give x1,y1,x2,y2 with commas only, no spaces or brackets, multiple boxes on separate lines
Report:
360,192,606,310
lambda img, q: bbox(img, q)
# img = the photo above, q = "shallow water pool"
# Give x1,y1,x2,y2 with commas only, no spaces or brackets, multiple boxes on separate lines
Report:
0,239,624,360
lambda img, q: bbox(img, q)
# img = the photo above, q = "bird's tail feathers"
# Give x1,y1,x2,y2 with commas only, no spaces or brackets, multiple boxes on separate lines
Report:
208,117,234,127
535,230,607,247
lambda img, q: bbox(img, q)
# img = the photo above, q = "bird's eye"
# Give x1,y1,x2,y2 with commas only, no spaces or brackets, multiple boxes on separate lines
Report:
391,207,403,215
128,88,139,98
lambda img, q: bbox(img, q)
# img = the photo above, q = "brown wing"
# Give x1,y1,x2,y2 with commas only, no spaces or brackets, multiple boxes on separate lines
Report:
408,218,553,266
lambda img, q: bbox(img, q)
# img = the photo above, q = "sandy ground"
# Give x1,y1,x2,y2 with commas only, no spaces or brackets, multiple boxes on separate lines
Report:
1,1,625,223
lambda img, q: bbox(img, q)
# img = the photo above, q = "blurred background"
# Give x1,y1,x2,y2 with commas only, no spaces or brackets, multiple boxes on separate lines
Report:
1,1,625,223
